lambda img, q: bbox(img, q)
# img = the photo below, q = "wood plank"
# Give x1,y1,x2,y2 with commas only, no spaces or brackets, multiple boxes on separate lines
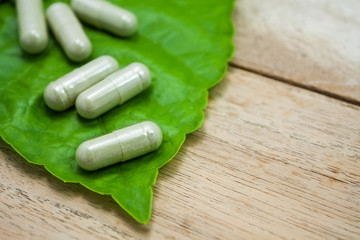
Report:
0,67,359,239
232,0,360,103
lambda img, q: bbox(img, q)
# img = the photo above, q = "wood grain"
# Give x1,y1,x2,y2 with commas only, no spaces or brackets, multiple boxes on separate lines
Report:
232,0,360,103
1,67,359,239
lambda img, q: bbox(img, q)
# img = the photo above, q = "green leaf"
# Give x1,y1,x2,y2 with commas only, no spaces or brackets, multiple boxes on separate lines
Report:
0,0,234,223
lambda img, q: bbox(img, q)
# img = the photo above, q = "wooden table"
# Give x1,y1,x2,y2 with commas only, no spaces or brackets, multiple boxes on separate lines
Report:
1,1,359,239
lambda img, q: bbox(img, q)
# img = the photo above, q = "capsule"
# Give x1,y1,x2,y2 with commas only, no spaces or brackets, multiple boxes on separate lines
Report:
46,2,92,62
16,0,48,54
71,0,138,37
44,56,119,111
75,62,151,119
76,121,162,171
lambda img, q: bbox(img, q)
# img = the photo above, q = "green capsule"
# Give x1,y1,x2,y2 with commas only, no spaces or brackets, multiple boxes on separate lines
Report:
76,121,163,171
71,0,138,37
46,2,92,61
44,56,119,111
16,0,48,53
76,62,151,119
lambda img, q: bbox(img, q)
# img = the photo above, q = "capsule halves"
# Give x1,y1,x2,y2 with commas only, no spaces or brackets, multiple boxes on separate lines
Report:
76,62,151,119
16,0,48,54
71,0,138,37
46,2,92,62
44,56,119,111
76,121,163,171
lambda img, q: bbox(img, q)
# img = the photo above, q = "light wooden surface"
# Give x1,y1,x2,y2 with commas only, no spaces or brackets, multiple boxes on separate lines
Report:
1,68,359,239
1,1,360,239
232,0,360,103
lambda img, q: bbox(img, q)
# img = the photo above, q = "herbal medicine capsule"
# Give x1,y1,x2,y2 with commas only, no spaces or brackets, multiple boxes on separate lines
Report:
44,56,119,111
76,121,163,171
16,0,48,54
71,0,138,37
46,2,92,62
76,62,151,119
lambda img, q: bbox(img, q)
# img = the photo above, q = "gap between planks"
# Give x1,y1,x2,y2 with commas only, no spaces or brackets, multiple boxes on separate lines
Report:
229,62,360,106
